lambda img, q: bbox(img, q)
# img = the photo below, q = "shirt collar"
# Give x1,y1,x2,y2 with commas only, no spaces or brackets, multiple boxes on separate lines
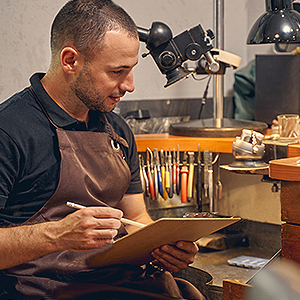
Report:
29,73,106,131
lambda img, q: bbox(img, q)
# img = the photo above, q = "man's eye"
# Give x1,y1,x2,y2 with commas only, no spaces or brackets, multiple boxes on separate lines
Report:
113,70,123,74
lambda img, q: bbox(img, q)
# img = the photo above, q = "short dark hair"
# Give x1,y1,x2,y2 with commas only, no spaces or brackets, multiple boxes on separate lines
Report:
50,0,138,60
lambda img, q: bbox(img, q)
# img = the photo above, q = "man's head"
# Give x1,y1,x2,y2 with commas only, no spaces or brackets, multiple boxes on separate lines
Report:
46,0,139,115
50,0,138,63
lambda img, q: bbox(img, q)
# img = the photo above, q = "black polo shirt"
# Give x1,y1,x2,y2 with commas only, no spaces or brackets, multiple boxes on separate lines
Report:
0,73,142,225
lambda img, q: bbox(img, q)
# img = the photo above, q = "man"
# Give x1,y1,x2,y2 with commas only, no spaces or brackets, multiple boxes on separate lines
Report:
0,0,204,299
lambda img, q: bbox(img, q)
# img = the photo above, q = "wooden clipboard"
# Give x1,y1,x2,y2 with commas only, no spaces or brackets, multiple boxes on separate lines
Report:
86,217,240,268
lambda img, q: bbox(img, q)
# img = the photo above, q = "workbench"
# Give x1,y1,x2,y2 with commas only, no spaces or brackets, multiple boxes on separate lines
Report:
269,144,300,265
221,143,300,300
135,134,300,299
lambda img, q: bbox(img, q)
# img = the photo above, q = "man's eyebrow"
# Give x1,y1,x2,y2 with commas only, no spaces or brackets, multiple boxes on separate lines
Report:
111,61,139,69
112,65,131,69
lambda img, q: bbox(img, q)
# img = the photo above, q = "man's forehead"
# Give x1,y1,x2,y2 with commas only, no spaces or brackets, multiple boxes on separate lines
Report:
99,30,139,59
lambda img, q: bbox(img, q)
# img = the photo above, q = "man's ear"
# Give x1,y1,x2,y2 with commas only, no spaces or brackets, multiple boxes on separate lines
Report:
60,47,82,75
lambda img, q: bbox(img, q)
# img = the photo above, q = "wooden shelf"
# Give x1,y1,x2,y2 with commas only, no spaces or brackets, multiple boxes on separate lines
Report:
134,133,235,153
288,143,300,157
269,156,300,181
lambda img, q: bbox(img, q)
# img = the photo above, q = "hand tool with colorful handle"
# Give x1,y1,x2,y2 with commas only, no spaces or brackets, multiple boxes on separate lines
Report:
176,144,180,195
146,149,155,200
209,166,213,212
165,149,171,196
160,149,168,200
215,153,222,201
203,150,209,198
139,155,146,193
180,151,189,203
148,148,158,200
187,152,195,202
142,156,150,197
172,148,177,194
153,148,163,198
168,148,173,198
204,150,214,212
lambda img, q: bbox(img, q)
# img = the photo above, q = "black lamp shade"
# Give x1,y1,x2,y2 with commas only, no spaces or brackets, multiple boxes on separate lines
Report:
247,0,300,44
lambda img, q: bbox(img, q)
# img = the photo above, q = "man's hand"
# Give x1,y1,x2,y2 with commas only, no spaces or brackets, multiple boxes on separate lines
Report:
50,206,123,251
151,241,199,273
0,206,123,270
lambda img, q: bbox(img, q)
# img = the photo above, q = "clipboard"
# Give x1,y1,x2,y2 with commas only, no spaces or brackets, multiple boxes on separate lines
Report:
86,217,240,268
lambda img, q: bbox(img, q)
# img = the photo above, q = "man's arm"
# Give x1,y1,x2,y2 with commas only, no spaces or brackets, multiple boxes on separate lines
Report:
116,193,153,233
0,206,123,270
116,193,199,273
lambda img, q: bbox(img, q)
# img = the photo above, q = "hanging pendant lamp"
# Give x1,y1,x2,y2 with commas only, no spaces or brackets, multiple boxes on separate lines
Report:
247,0,300,44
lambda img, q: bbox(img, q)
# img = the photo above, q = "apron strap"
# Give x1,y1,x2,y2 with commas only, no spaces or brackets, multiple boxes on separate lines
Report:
105,121,129,148
30,86,58,129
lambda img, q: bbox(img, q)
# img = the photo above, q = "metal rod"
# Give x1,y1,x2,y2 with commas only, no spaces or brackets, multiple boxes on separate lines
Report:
213,0,224,127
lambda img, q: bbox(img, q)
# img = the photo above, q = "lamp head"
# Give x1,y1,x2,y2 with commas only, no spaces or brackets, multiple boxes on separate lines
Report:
137,22,217,87
247,0,300,44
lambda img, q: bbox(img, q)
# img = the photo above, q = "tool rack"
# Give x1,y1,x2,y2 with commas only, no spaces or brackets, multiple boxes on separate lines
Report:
135,134,235,219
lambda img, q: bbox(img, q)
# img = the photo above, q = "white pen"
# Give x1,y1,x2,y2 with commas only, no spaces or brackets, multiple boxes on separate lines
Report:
66,201,146,228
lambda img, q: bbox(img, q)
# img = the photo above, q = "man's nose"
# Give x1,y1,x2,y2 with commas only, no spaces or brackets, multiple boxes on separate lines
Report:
120,71,135,93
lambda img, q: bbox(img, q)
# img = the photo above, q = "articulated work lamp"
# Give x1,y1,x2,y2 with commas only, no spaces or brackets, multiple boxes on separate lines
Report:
137,21,267,137
137,1,300,137
137,22,219,88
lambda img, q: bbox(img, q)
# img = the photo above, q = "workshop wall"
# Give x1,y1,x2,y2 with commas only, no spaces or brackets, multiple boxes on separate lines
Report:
0,0,284,225
0,0,274,103
218,154,281,225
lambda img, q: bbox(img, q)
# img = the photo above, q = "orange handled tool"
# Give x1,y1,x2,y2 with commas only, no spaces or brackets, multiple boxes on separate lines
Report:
180,151,189,203
187,152,195,202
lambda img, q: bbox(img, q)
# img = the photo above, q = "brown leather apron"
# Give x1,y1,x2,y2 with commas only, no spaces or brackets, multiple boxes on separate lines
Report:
3,90,204,299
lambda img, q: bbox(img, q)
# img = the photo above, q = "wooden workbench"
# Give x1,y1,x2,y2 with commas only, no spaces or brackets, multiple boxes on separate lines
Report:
269,146,300,265
135,136,300,299
134,133,235,153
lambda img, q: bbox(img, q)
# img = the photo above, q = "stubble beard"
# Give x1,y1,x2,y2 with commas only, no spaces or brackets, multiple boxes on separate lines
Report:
70,65,113,113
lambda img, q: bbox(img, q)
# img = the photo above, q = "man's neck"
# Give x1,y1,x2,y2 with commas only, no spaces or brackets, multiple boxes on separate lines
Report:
41,72,89,122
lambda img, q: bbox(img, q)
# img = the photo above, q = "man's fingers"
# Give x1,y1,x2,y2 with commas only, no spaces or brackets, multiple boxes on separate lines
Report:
55,206,124,251
151,249,184,273
80,206,123,220
150,241,199,273
176,241,199,256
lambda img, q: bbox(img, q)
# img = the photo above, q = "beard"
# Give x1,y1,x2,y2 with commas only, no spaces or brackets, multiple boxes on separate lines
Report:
70,64,113,113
